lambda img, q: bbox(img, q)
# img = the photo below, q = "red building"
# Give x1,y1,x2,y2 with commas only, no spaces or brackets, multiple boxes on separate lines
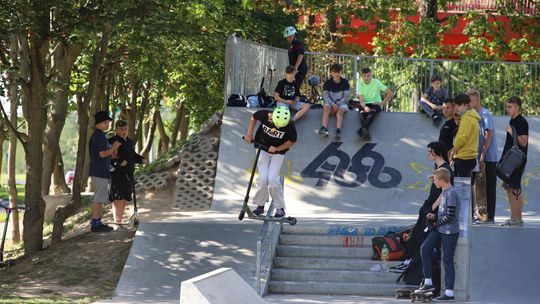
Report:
343,0,537,61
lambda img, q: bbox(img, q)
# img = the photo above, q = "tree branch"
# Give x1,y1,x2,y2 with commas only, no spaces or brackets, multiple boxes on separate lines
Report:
0,101,28,151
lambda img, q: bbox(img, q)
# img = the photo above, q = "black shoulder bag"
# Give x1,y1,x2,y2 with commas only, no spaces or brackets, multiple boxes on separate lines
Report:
496,126,527,183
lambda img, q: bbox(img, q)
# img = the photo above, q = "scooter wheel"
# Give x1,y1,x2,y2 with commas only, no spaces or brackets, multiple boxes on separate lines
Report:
238,212,245,221
289,217,297,225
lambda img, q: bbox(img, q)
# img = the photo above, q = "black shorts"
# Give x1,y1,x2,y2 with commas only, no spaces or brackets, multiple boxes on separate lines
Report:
503,163,526,191
109,173,133,201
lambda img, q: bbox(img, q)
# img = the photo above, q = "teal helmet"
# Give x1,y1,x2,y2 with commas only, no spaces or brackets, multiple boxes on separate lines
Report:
283,26,297,38
272,106,291,128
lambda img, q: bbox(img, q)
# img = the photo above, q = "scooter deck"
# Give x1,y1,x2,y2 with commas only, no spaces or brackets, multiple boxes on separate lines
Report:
103,214,139,227
246,207,297,225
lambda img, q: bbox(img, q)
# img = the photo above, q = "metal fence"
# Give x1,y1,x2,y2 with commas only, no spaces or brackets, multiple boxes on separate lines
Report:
225,35,540,115
445,0,538,15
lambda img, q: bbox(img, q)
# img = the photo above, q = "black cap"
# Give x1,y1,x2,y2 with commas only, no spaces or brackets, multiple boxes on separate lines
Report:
94,111,112,125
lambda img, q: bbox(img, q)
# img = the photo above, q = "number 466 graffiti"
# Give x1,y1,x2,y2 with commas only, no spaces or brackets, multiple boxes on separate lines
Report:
300,142,402,189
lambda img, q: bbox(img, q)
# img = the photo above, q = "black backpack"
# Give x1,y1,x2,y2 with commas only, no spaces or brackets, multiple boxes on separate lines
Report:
227,94,247,107
396,251,441,295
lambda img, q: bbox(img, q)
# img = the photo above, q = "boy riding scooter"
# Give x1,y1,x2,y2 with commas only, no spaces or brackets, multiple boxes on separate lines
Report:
243,106,297,219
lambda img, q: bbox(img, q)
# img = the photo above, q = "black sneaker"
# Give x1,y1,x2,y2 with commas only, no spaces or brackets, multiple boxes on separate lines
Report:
91,223,114,233
415,283,434,293
274,208,285,218
334,128,342,140
361,127,371,141
435,294,454,301
356,128,363,137
433,115,443,126
253,205,265,216
318,126,329,137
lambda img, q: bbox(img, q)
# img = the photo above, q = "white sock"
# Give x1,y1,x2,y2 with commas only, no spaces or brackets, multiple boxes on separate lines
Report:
424,278,433,286
445,290,454,297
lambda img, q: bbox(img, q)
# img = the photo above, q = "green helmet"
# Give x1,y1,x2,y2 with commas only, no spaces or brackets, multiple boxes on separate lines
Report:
272,106,291,128
283,26,297,38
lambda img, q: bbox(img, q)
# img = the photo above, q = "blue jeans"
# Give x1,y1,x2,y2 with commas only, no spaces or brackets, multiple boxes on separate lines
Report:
419,100,442,118
421,231,459,290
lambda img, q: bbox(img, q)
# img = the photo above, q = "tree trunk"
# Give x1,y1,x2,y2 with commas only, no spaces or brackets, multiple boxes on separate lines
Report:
8,39,21,242
155,109,170,156
170,101,182,147
127,76,140,143
179,102,189,141
0,122,5,182
8,126,20,243
42,42,83,195
133,82,150,147
22,3,50,254
51,28,110,244
139,110,157,158
52,151,71,194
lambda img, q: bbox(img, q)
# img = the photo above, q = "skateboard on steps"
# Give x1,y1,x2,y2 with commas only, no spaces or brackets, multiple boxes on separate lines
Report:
410,290,433,303
238,137,297,226
395,288,415,299
473,166,488,222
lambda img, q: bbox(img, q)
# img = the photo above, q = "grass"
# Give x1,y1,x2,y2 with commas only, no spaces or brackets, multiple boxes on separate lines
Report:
0,296,92,303
0,184,25,202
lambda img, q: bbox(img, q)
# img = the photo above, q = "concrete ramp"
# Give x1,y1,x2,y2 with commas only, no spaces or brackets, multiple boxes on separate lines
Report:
214,107,540,219
180,268,267,304
470,224,540,304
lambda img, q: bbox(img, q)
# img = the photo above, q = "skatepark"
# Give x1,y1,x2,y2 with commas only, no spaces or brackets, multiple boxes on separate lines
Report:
94,105,540,304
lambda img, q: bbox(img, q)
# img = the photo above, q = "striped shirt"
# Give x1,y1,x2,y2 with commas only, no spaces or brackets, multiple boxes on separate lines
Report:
436,186,460,234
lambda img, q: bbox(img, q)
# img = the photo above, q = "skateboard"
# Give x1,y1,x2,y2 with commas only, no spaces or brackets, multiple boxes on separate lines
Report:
395,288,415,299
238,139,297,225
473,166,488,222
410,290,434,302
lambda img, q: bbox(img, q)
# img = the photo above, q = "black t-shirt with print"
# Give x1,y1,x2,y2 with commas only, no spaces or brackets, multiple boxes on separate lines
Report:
439,118,458,151
288,38,308,72
275,79,299,101
253,110,297,154
503,114,528,156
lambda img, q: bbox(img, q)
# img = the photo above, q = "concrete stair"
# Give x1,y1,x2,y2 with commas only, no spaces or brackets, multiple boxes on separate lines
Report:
268,224,407,296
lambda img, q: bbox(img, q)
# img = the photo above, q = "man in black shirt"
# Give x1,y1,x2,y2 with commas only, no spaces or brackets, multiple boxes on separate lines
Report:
244,106,297,219
283,26,308,91
439,98,457,158
500,96,528,227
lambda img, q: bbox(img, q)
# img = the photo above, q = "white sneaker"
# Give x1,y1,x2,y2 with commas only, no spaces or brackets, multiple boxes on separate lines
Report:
370,263,382,272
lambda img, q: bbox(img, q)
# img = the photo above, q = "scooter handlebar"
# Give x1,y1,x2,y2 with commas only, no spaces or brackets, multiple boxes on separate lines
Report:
242,136,269,151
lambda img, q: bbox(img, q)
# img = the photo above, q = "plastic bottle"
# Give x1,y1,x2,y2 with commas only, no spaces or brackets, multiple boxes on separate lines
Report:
381,244,389,272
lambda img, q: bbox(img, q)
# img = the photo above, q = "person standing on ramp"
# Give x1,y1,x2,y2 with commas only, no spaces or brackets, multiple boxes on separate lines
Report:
244,106,297,219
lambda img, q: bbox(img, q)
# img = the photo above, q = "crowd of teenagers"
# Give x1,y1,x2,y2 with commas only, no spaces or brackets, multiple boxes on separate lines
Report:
242,26,529,301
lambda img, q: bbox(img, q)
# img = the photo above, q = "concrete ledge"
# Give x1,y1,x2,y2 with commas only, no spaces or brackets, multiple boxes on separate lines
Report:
180,268,267,304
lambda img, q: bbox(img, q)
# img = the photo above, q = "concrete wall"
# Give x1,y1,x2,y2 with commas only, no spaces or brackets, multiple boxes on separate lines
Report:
213,107,540,219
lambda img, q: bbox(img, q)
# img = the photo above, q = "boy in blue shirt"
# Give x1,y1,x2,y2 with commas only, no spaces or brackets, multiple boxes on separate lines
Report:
89,111,121,232
417,167,461,301
420,75,449,126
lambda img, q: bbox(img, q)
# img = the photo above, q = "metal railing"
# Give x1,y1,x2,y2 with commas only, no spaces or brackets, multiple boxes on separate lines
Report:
305,53,540,115
225,35,540,115
445,0,537,15
255,198,282,296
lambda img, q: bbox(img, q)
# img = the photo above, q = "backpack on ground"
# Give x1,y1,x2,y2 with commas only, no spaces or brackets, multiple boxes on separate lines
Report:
371,233,405,261
227,94,246,107
396,251,441,295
